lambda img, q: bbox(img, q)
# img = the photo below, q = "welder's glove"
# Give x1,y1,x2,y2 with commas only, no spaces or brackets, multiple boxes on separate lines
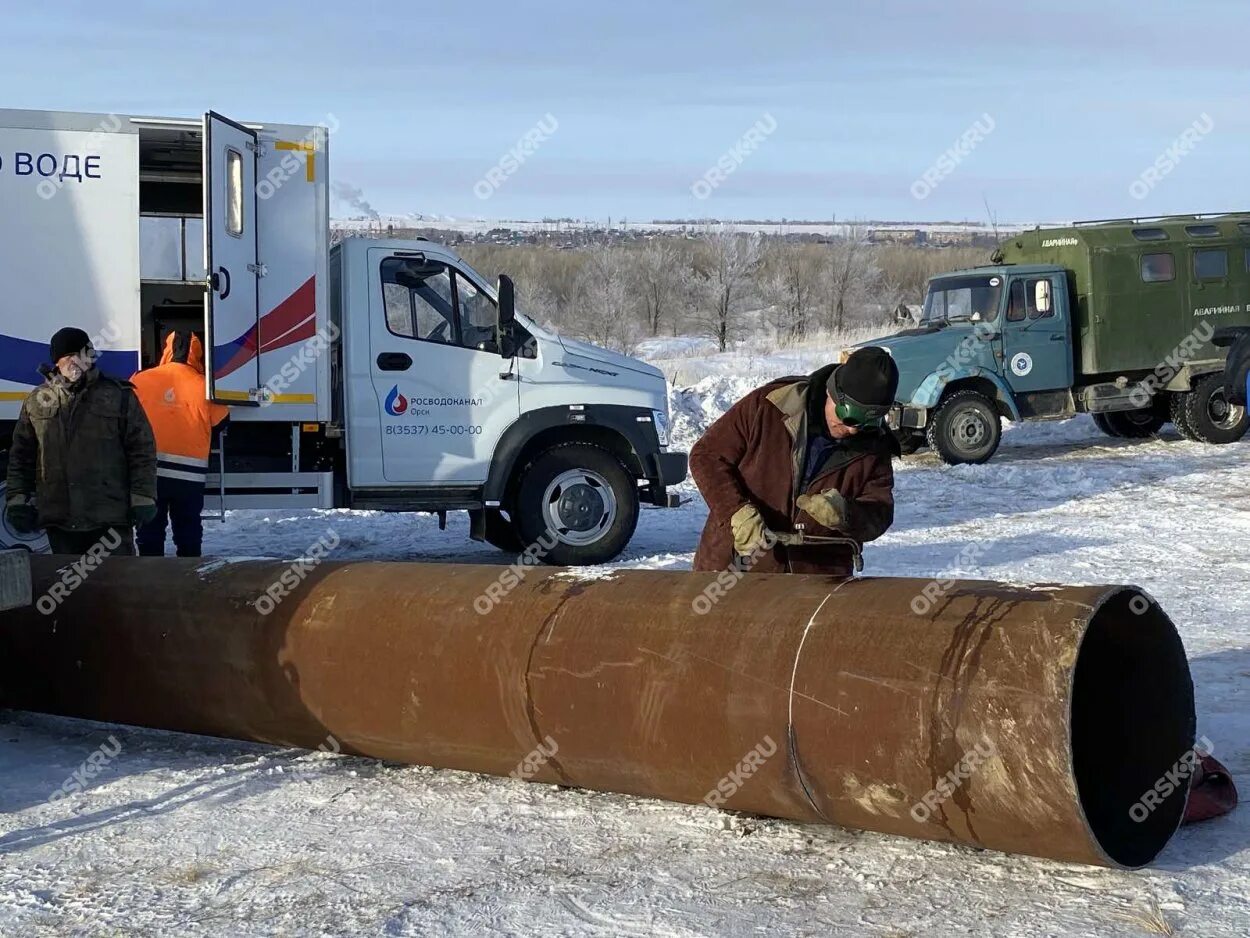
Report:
796,488,848,531
4,501,39,535
129,496,157,527
730,503,771,556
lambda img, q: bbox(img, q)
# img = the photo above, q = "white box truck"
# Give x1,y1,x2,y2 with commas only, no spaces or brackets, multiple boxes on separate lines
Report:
0,108,686,564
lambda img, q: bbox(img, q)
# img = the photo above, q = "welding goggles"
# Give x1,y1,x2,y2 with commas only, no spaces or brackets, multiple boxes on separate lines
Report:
830,376,890,429
833,397,888,429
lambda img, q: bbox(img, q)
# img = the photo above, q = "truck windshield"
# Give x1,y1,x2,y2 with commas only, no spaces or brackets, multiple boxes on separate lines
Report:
923,275,1003,324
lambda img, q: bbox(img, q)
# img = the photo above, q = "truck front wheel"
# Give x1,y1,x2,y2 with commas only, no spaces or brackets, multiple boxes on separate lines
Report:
926,390,1002,465
1170,373,1249,444
513,443,639,566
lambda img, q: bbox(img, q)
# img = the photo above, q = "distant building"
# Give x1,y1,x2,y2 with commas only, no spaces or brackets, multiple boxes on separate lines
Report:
869,228,925,245
927,230,976,247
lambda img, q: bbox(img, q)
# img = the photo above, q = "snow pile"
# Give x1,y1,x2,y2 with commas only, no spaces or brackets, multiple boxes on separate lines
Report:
668,372,765,453
649,326,888,370
661,329,887,452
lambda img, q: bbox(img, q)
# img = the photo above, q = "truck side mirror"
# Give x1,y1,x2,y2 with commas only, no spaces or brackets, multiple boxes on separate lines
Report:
1034,279,1052,314
497,275,516,327
496,274,516,358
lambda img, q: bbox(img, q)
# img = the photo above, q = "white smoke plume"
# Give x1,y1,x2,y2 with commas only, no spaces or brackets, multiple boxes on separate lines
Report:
331,181,380,220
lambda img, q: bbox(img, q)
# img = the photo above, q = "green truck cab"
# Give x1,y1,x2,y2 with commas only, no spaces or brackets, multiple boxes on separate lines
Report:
850,213,1250,464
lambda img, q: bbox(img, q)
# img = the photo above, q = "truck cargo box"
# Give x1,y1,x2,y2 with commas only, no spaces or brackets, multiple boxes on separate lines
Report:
997,213,1250,377
0,108,330,423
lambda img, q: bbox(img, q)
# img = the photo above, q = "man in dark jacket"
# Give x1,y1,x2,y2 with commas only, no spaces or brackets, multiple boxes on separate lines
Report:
690,346,899,576
5,327,158,555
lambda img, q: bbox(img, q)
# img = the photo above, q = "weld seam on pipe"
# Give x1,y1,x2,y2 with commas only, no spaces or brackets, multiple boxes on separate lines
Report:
787,589,836,822
523,593,575,785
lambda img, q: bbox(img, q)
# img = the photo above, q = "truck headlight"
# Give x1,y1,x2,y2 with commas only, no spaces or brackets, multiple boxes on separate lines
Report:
652,410,671,448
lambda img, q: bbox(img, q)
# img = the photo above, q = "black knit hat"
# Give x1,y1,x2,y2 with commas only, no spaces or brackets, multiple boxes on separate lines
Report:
829,347,900,409
49,327,92,363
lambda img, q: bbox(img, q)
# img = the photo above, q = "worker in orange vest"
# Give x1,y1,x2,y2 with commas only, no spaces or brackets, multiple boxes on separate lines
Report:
130,331,230,556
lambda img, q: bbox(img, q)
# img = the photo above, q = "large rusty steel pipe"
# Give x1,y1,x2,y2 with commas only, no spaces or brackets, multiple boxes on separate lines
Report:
0,556,1195,868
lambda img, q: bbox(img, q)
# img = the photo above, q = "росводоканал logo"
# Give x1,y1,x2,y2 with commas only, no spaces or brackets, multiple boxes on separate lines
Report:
384,385,408,416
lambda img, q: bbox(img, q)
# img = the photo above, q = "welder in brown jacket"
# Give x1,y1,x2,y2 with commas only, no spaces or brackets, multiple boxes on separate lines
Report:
690,347,900,576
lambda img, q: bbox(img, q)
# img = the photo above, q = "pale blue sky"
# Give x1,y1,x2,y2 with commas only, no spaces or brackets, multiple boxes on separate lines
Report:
2,0,1245,223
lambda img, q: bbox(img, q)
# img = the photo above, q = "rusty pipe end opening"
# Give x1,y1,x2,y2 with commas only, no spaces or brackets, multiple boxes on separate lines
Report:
1071,588,1196,868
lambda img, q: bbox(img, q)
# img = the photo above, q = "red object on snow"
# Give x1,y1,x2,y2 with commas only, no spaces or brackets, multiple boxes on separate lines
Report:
1184,754,1238,824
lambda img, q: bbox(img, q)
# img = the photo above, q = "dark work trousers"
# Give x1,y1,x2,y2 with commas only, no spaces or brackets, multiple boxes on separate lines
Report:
137,481,206,557
46,526,135,557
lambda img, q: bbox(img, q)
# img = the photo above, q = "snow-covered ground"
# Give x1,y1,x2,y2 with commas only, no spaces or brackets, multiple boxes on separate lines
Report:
2,356,1248,936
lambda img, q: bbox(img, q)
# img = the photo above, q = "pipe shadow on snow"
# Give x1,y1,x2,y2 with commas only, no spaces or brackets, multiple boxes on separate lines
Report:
0,718,372,855
0,729,285,855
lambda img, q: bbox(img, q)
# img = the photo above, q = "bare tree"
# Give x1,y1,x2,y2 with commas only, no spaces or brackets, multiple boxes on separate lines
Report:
633,239,688,337
459,243,587,333
875,244,984,306
511,270,560,332
693,226,762,352
825,225,881,332
761,242,825,341
458,233,991,350
569,244,639,353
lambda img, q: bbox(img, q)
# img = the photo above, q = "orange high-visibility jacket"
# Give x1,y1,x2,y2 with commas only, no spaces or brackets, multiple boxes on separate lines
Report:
130,333,230,487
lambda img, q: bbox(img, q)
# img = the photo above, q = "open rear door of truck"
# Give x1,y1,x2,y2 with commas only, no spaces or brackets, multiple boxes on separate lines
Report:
203,111,261,405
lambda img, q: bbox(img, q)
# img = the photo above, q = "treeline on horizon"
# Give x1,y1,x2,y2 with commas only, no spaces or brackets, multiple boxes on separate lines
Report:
336,225,987,354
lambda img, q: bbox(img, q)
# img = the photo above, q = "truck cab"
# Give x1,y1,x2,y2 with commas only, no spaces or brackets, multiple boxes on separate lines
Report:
851,214,1250,464
332,237,685,564
858,264,1073,463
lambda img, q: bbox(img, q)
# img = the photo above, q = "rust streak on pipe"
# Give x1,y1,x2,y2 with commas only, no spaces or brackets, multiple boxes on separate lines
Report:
0,557,1196,868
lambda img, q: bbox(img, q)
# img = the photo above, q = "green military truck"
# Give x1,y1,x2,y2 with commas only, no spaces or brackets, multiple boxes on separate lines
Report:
850,212,1250,464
